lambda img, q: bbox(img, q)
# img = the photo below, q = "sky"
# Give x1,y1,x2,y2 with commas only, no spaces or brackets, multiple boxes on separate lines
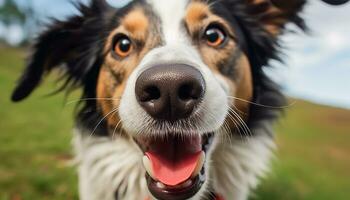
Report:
1,0,350,109
267,1,350,109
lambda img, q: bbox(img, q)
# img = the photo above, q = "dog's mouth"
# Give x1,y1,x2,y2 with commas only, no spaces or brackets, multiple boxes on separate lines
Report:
134,133,214,200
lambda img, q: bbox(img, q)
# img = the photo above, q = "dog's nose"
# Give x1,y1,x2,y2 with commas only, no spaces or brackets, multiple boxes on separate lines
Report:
135,64,205,121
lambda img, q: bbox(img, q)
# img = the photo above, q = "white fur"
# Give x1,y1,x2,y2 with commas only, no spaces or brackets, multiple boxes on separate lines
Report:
146,0,189,45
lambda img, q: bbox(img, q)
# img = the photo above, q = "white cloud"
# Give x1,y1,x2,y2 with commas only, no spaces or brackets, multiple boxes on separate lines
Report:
6,24,24,45
326,31,346,49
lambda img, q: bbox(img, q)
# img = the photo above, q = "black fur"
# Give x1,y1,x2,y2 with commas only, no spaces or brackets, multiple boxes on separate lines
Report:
12,0,307,137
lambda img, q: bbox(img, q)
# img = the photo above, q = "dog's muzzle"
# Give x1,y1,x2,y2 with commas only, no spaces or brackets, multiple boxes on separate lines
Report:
133,64,214,200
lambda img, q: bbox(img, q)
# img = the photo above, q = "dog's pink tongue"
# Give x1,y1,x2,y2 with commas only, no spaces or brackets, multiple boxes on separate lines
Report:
145,136,202,186
146,151,201,186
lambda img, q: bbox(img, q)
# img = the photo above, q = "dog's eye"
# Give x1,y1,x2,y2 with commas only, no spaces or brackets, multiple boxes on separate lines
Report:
204,26,226,47
113,36,133,57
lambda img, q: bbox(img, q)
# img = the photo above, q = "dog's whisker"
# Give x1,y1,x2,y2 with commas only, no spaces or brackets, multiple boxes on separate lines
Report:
226,110,245,139
65,97,121,105
228,108,250,137
228,104,252,138
225,108,246,139
227,95,296,109
228,107,252,142
199,106,222,133
207,0,222,9
90,107,119,137
219,121,233,145
196,106,235,145
112,119,123,140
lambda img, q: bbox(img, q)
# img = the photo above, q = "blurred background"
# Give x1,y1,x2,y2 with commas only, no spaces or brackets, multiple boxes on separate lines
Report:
0,0,349,199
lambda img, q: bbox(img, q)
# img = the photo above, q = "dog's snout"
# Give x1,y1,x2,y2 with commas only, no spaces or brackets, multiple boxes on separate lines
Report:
135,64,205,121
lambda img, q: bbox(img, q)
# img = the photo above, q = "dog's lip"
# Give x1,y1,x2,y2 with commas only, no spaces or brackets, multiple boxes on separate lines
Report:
134,132,214,199
146,173,205,200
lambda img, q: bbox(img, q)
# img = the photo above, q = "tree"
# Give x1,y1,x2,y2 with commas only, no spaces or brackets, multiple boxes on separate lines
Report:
0,0,36,45
0,0,25,25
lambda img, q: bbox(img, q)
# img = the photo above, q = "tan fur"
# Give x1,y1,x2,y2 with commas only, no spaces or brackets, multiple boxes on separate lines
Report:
185,2,209,30
232,56,253,120
123,8,149,40
97,67,121,127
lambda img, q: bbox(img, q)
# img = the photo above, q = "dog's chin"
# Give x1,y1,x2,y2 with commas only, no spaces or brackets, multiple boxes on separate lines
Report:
134,132,215,200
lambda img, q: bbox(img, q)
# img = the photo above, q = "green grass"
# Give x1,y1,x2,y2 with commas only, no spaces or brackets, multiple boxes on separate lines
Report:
253,102,350,200
0,48,78,200
1,48,350,200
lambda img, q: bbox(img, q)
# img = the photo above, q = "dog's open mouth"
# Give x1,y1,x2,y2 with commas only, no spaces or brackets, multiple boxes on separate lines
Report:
135,133,214,200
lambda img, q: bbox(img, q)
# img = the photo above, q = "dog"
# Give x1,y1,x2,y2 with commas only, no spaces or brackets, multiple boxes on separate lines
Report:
11,0,343,199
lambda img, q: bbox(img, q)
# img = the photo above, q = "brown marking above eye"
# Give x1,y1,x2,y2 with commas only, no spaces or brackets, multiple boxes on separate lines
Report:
185,1,235,43
185,2,210,27
123,8,149,40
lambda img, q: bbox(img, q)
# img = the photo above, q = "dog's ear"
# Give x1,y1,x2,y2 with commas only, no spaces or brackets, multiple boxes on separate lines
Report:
11,0,110,102
246,0,306,35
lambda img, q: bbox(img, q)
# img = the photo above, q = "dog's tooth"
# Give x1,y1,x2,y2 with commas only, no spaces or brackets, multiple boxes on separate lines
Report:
143,156,157,180
182,179,192,188
156,182,165,189
191,151,206,178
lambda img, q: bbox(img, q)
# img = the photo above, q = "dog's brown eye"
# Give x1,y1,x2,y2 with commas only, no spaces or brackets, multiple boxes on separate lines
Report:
204,26,226,47
113,36,133,57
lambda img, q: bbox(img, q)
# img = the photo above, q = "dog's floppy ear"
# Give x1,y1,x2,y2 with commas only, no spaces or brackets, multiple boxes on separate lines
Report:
246,0,306,35
11,0,109,102
11,17,86,102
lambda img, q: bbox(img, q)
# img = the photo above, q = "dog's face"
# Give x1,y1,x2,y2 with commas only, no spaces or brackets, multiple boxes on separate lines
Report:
99,0,253,130
12,0,308,199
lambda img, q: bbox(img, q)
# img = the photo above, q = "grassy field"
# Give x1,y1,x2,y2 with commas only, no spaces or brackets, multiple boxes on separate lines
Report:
1,48,349,200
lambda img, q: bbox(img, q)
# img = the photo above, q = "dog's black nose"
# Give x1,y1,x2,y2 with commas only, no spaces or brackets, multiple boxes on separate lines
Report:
135,64,205,121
